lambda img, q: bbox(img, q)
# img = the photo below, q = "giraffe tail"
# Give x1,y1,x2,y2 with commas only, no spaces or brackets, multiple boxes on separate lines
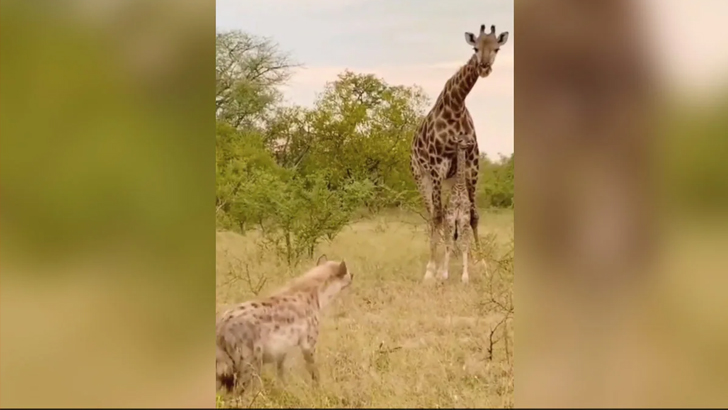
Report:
453,225,459,241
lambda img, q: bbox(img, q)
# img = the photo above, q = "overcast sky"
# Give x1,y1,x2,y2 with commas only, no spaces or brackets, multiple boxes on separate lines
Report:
217,0,728,158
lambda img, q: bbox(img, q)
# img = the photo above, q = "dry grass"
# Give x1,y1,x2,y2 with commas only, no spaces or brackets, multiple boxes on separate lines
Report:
216,209,514,408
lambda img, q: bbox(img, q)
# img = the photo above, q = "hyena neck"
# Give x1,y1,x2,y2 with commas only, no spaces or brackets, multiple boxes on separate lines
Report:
317,283,342,309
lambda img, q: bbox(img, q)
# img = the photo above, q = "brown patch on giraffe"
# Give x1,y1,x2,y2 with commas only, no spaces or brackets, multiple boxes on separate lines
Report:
459,115,469,130
441,109,452,122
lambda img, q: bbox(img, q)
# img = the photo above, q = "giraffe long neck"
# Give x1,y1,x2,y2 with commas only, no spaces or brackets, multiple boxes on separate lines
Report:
437,55,479,112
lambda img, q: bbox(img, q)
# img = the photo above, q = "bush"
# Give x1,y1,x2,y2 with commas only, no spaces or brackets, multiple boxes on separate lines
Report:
247,171,374,266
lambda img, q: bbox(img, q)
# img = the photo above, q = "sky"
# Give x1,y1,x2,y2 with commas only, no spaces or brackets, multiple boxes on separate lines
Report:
216,0,514,159
217,0,728,158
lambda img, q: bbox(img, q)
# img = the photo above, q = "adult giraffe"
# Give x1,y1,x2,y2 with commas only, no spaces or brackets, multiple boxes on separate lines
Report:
410,23,509,281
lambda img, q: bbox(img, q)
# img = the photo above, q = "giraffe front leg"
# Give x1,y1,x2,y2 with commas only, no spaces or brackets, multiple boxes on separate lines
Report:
460,222,474,284
424,219,438,281
466,175,480,249
426,179,445,281
439,214,455,281
416,174,438,281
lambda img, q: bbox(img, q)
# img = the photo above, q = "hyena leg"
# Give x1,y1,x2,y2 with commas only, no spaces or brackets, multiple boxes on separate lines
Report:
275,354,287,382
216,347,236,393
233,359,253,395
460,219,474,284
302,350,319,385
300,336,319,384
251,344,265,391
234,344,263,395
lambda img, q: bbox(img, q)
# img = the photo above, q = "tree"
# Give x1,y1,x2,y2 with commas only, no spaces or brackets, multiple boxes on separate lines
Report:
294,71,429,209
216,30,300,129
477,153,514,209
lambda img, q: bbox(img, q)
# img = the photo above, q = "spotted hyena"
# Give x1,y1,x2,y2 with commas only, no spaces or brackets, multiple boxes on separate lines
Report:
216,256,353,394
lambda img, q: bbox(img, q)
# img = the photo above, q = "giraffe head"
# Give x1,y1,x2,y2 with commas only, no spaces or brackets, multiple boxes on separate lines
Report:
454,134,477,149
464,24,509,78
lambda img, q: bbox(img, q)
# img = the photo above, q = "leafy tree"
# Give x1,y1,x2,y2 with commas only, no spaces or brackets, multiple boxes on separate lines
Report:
216,30,300,129
477,153,514,209
252,172,374,266
297,71,429,209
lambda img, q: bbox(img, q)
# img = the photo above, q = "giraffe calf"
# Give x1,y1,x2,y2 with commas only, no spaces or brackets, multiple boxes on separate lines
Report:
216,256,353,394
442,134,477,283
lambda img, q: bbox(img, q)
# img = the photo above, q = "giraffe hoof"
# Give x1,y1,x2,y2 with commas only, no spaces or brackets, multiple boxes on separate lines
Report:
438,271,449,281
461,275,470,284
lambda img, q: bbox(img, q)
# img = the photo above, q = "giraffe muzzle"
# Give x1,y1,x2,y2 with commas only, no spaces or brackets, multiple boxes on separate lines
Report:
479,63,493,77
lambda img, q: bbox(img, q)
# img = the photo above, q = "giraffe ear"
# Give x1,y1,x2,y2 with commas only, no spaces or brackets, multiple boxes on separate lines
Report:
464,32,476,46
497,32,509,46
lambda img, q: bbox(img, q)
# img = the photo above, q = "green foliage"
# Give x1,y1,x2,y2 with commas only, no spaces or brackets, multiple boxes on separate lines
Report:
477,153,514,209
215,30,515,265
216,30,299,128
661,102,728,214
253,172,374,266
215,121,284,232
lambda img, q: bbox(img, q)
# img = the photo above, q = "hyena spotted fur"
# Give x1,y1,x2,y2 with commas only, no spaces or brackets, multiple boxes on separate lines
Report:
216,256,353,394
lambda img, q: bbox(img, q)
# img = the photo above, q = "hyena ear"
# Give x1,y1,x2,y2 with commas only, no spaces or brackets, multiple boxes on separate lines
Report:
337,260,348,277
316,254,328,265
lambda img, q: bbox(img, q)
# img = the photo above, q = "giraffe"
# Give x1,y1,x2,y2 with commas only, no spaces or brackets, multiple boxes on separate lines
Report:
410,23,509,281
442,134,477,283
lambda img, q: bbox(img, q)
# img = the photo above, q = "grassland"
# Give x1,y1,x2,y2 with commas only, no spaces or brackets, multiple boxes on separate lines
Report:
216,209,514,408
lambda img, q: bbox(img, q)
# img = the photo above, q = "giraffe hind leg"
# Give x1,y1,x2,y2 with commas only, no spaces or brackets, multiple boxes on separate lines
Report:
466,171,480,249
460,220,473,284
429,178,447,280
440,211,455,281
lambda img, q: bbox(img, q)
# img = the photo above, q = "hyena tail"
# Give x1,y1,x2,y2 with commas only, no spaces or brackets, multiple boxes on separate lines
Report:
216,345,235,392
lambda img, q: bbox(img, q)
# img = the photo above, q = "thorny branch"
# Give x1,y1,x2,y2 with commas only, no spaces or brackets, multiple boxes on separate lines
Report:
221,250,268,296
477,235,514,364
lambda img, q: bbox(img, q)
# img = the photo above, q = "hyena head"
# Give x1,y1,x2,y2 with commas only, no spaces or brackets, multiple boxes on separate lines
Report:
291,259,353,308
317,260,353,308
320,260,353,295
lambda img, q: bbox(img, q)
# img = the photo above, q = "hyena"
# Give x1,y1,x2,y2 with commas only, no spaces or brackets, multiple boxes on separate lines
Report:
216,256,353,394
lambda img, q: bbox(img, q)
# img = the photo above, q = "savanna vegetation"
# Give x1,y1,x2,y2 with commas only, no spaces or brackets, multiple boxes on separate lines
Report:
215,30,515,408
